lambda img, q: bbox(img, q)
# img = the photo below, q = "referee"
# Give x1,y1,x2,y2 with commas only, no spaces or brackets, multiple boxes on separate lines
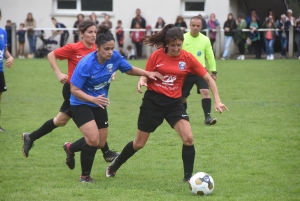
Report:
182,16,217,125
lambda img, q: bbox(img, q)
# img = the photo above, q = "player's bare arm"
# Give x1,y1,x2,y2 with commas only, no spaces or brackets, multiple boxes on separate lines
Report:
48,51,68,84
125,67,163,81
137,76,148,93
4,48,13,68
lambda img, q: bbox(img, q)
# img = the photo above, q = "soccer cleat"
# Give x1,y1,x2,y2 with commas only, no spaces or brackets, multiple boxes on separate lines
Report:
22,132,34,157
204,117,217,126
79,175,94,183
63,142,75,170
103,150,120,162
106,157,118,177
0,126,5,132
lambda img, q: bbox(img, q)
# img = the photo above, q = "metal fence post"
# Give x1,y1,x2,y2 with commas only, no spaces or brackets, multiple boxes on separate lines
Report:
11,23,17,57
288,25,294,58
215,26,221,59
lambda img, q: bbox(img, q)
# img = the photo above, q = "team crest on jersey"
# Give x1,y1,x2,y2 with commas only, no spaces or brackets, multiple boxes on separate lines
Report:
106,64,113,73
197,51,202,56
0,34,4,42
178,62,186,70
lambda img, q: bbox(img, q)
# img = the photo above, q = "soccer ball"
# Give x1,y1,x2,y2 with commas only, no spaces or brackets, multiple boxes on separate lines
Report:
189,172,214,195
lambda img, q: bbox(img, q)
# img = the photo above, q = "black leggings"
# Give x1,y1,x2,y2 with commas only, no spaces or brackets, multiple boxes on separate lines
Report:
134,42,143,58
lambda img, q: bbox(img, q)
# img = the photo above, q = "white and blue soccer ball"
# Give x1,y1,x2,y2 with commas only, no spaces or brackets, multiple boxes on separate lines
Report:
189,172,214,195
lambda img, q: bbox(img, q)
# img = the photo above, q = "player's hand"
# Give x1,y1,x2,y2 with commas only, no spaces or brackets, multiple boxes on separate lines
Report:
146,71,163,81
211,74,217,81
57,73,68,84
137,77,148,93
111,72,116,81
214,102,229,113
94,94,110,109
5,56,13,68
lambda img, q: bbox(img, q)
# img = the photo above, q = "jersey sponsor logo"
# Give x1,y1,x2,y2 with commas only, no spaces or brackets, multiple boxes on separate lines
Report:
162,75,176,86
93,77,112,90
156,64,164,67
178,62,186,70
197,51,202,56
76,55,83,58
106,64,113,73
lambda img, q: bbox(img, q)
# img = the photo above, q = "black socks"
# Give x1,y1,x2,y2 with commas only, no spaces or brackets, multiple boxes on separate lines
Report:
113,141,137,171
101,142,109,155
29,118,57,141
81,143,97,176
69,137,85,153
202,98,212,119
182,144,195,180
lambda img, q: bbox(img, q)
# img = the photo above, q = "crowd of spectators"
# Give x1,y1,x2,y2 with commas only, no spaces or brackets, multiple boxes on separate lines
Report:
3,8,300,60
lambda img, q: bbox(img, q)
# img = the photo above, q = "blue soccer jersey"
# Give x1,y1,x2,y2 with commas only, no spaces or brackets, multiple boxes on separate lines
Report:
0,28,8,72
70,50,132,107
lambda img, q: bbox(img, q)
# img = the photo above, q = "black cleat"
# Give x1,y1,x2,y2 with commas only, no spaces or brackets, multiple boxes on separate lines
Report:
106,157,118,177
0,126,5,132
79,175,94,183
204,117,217,126
103,150,120,162
63,142,75,170
22,132,34,157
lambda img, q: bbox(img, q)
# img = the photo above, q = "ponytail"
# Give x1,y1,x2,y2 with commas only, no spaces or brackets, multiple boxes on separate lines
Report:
143,24,183,47
96,25,115,47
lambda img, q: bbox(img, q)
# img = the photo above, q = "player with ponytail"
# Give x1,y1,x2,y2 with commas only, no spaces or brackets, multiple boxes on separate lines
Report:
106,24,228,182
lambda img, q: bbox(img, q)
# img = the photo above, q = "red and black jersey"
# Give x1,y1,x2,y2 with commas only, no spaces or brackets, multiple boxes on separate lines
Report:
54,41,96,83
146,48,207,98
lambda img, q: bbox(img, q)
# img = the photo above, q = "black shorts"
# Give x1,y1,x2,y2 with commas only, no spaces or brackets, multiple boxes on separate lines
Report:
0,72,7,93
138,90,189,133
71,104,108,129
182,73,209,98
60,83,72,117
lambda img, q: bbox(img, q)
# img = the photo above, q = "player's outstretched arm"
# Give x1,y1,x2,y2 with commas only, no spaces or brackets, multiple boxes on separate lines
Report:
125,66,163,81
202,73,229,113
47,51,68,84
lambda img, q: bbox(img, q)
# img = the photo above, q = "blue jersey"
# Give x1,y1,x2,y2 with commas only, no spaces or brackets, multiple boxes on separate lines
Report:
0,28,8,72
70,50,132,107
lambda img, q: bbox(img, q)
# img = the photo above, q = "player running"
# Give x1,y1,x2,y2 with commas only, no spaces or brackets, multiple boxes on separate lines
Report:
105,24,228,182
64,25,162,182
182,16,218,125
22,20,119,163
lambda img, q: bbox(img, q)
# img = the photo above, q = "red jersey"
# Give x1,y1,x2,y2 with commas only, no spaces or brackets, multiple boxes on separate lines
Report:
146,48,207,98
54,41,96,83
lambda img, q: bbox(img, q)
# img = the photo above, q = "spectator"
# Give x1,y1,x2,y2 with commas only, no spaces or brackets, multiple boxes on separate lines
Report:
73,14,84,43
115,20,124,55
286,9,296,26
101,14,112,29
51,17,69,47
25,12,37,58
207,13,220,48
198,14,207,35
295,17,300,59
221,13,237,60
89,12,99,26
278,14,291,58
131,22,145,58
262,15,277,60
5,20,12,53
17,23,26,59
126,45,136,60
131,8,146,29
247,14,261,59
175,16,187,32
234,15,247,60
155,17,165,29
246,8,260,24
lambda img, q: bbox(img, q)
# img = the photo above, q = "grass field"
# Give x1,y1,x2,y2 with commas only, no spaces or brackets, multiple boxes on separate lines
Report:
0,58,299,201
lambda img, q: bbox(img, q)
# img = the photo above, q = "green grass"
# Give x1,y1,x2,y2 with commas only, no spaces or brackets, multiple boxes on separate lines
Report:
0,58,299,201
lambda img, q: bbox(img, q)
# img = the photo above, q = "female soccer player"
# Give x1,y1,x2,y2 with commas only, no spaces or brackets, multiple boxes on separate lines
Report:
22,20,118,163
65,25,162,182
105,24,228,182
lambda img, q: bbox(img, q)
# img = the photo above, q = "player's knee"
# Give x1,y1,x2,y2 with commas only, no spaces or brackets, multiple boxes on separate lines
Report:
200,89,210,97
182,135,194,146
85,136,99,147
55,120,68,127
133,140,146,150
